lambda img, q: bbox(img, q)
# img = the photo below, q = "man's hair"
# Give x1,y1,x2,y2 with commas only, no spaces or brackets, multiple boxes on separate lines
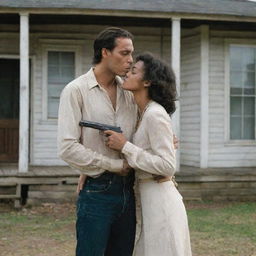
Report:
93,27,134,65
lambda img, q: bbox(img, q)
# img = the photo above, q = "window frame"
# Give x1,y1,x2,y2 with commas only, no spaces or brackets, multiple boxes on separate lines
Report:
224,39,256,145
41,39,83,121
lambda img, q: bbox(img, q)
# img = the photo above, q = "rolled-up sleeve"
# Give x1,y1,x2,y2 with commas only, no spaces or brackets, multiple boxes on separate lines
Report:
57,84,124,175
121,110,176,176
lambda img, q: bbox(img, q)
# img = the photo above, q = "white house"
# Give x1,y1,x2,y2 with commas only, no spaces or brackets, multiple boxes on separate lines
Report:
0,0,255,204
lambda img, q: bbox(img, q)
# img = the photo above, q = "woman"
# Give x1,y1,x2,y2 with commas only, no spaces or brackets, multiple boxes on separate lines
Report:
105,53,192,256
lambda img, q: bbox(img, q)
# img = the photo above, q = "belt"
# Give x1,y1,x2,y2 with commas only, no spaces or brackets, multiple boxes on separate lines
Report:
138,175,178,187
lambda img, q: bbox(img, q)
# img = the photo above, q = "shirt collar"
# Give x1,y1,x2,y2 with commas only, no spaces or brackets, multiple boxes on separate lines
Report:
87,68,99,90
87,67,123,90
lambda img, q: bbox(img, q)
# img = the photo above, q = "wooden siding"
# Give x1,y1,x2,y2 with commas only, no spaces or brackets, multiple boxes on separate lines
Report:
208,31,256,167
180,34,201,166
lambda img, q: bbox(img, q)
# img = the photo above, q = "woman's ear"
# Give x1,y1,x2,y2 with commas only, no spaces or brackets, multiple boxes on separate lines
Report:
144,80,151,88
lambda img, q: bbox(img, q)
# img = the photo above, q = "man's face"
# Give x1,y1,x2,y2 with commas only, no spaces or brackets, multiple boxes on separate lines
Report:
105,37,134,76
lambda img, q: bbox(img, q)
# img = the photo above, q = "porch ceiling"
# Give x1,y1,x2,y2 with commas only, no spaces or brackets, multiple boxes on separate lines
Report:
0,0,256,20
0,13,256,31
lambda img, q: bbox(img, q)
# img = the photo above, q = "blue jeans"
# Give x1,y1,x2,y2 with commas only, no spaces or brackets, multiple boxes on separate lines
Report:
76,171,136,256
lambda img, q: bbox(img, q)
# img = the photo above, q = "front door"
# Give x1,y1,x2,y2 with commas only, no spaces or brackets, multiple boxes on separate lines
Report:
0,59,19,162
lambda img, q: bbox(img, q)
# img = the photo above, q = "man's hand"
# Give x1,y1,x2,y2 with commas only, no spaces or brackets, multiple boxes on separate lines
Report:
76,174,87,194
173,134,179,150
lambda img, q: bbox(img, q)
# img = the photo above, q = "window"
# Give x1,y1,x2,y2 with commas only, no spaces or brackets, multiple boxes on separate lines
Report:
229,45,255,140
47,51,75,118
41,40,83,120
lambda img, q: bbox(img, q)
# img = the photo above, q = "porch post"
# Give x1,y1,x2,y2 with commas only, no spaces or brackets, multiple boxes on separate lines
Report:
19,12,29,173
200,25,209,168
171,17,181,171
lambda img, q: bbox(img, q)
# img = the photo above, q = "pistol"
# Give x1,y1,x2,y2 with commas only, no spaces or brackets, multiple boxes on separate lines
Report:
79,120,122,133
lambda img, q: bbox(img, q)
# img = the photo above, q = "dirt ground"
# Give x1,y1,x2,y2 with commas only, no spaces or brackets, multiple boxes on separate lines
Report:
0,202,76,256
0,201,255,256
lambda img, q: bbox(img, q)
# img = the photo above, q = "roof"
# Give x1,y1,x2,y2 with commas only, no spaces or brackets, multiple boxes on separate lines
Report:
0,0,256,19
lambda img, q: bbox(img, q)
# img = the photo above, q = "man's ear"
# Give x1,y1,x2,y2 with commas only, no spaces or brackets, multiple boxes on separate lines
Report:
102,48,110,58
144,80,151,88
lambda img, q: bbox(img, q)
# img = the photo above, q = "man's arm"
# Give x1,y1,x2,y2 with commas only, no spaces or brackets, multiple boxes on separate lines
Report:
76,160,131,194
57,84,124,175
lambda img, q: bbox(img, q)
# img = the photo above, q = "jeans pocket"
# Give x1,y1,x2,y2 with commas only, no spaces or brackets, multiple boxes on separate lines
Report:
84,177,113,193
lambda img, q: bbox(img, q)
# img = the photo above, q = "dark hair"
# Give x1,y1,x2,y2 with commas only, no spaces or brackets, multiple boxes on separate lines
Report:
136,53,177,115
93,27,134,65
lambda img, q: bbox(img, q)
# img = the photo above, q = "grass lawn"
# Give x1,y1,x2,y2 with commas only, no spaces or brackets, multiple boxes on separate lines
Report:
0,201,255,256
187,202,256,256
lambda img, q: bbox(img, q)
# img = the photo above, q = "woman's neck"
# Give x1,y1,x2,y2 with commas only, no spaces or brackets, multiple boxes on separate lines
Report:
133,91,151,113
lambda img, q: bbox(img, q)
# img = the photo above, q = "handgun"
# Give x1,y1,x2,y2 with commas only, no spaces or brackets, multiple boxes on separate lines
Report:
79,120,122,133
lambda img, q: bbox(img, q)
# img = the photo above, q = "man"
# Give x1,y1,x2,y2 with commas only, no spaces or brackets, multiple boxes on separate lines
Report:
58,27,179,256
58,27,137,256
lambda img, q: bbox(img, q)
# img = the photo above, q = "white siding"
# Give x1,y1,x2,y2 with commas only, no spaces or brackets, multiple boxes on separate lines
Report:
208,31,256,167
180,34,201,166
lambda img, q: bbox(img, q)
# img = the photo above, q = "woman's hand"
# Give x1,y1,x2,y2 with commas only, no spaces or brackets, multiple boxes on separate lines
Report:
104,130,127,151
76,174,87,194
118,160,132,176
153,175,170,183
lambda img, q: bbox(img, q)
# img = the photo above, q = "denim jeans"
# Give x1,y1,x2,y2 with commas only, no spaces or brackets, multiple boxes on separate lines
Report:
76,171,136,256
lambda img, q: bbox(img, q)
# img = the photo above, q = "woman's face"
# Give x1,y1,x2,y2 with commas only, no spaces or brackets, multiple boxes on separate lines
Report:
122,60,146,92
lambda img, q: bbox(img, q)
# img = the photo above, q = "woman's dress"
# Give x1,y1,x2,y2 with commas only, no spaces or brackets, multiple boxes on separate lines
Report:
121,101,192,256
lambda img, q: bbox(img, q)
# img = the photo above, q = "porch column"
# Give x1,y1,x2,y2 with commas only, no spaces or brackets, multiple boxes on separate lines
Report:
200,25,209,168
171,17,181,171
19,12,29,173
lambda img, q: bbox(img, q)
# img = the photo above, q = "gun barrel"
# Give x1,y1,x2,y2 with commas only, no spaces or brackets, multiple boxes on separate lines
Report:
79,120,122,133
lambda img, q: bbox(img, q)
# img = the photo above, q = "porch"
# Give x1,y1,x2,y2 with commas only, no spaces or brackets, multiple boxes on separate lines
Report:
0,165,80,207
1,165,255,208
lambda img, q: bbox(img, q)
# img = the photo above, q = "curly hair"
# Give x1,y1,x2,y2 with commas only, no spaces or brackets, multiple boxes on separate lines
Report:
93,27,134,65
136,53,177,115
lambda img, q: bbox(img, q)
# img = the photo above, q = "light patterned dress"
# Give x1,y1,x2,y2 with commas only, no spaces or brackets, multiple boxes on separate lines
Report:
121,101,192,256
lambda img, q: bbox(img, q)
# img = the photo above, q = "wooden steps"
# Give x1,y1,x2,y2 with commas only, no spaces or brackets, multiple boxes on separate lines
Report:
0,182,21,208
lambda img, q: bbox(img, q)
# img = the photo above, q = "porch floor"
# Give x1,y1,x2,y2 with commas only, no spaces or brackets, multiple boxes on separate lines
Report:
0,164,80,177
1,164,255,178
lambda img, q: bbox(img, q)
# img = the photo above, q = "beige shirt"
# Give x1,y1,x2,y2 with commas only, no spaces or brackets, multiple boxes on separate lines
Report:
122,101,176,180
58,68,137,176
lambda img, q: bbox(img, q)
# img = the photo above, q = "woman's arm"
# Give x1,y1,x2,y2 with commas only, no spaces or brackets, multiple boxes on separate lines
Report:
106,109,176,177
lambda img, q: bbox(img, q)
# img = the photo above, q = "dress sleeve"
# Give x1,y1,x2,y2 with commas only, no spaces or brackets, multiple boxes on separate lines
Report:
121,109,176,176
57,84,124,175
